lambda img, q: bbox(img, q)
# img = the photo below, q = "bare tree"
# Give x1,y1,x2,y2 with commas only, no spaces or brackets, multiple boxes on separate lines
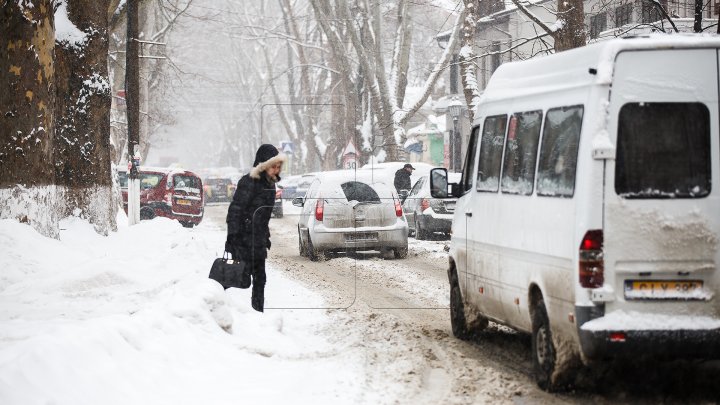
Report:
311,0,466,162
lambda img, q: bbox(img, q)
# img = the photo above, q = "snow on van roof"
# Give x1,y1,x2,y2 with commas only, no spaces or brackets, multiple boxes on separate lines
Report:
481,34,720,107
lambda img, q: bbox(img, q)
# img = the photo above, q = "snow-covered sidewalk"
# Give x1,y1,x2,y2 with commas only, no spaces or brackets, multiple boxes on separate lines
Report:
0,215,364,405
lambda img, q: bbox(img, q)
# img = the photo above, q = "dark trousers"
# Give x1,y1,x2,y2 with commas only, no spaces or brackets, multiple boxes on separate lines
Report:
250,259,266,312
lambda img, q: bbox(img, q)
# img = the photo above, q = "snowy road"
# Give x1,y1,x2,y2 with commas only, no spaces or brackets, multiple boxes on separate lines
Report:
2,205,718,405
206,202,720,404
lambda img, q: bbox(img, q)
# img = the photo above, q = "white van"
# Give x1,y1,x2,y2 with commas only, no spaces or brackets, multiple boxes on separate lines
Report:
432,35,720,390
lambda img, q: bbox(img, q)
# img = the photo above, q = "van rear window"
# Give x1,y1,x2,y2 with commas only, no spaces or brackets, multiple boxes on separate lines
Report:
615,102,710,199
173,175,201,189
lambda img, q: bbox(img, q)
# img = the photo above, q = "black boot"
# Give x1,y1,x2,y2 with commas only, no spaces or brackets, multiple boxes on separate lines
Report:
251,283,265,312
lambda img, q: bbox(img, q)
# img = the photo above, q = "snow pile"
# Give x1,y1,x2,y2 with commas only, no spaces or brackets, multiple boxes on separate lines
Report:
0,216,364,404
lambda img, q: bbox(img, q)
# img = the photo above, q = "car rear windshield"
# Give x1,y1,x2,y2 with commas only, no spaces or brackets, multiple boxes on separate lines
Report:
341,181,381,203
140,173,164,190
615,102,711,198
173,175,201,189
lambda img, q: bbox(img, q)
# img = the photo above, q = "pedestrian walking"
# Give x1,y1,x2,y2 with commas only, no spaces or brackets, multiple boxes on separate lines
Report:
394,163,415,195
226,144,286,312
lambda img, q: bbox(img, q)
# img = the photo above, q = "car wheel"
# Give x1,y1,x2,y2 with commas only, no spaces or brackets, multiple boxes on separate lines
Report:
180,221,194,228
298,227,307,257
532,299,557,391
307,236,325,261
416,220,427,240
449,268,471,340
140,207,155,220
275,211,283,219
394,246,408,259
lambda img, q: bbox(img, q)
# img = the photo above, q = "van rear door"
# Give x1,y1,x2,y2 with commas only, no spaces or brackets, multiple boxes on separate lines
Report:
603,48,719,315
172,173,203,215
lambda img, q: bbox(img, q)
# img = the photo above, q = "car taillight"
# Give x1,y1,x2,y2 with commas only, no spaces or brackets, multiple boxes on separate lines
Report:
394,198,403,217
275,188,282,199
315,198,324,221
579,230,604,288
420,198,430,211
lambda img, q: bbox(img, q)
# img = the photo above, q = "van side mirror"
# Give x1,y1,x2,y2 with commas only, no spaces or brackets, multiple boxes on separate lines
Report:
430,168,458,198
292,197,304,207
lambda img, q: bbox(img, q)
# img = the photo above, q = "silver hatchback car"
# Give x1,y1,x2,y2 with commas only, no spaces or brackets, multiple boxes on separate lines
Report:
293,173,409,260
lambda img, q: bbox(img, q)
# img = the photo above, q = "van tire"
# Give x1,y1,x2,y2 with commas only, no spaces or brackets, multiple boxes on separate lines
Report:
532,299,557,391
449,270,470,340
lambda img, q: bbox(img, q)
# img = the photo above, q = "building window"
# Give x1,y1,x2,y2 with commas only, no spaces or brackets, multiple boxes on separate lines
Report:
490,41,501,75
590,12,607,38
615,3,633,27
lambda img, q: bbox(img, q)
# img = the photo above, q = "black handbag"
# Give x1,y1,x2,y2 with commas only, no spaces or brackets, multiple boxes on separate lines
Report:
209,252,251,289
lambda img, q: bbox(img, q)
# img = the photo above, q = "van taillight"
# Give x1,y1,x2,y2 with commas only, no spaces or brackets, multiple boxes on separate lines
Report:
579,230,604,288
394,199,403,217
420,198,430,211
315,198,324,221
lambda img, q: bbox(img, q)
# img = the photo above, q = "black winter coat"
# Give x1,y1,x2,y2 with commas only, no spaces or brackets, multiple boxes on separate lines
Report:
394,168,412,193
226,172,277,262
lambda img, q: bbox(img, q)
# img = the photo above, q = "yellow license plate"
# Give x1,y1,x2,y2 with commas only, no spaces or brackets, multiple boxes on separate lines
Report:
624,280,704,300
177,199,191,206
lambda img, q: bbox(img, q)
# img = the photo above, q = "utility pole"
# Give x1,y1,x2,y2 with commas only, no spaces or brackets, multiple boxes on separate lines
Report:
126,0,141,225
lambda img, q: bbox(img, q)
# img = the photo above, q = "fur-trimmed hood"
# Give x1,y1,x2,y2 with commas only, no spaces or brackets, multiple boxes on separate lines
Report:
250,149,287,179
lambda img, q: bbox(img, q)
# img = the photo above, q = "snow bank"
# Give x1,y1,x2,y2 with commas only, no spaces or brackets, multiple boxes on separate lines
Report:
0,217,364,404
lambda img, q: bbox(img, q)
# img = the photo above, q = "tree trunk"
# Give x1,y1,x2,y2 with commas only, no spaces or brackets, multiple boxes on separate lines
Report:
1,1,56,187
0,1,60,237
553,0,585,52
54,0,115,234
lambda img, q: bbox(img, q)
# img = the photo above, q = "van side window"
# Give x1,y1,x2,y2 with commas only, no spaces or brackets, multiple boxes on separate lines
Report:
476,115,507,192
615,102,711,198
461,126,480,193
501,111,542,195
536,106,584,198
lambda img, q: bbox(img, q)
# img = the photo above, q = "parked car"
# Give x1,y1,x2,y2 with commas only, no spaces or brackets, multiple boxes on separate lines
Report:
402,172,461,239
203,177,234,202
432,36,720,391
273,186,283,218
121,166,204,227
292,171,408,261
293,173,318,199
278,175,301,200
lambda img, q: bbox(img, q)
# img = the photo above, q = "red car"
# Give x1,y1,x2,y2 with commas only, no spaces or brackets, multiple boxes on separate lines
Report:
121,167,204,227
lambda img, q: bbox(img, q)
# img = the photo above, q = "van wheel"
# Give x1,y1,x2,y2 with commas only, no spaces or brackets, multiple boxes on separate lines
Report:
449,270,470,340
532,299,557,391
140,207,155,220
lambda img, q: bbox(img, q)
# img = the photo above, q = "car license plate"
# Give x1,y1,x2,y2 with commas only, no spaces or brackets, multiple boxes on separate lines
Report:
624,280,704,300
177,199,191,206
345,232,378,242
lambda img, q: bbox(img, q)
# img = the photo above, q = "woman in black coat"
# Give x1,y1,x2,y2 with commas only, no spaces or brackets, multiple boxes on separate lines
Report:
226,144,286,312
